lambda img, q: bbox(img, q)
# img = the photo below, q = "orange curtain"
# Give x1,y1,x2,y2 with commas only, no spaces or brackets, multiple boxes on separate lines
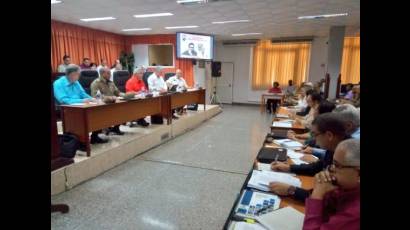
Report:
252,40,311,90
51,20,125,72
124,34,194,87
340,37,360,84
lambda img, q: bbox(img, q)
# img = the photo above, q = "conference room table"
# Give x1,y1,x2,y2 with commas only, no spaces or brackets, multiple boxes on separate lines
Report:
260,93,284,113
60,89,206,157
223,140,314,229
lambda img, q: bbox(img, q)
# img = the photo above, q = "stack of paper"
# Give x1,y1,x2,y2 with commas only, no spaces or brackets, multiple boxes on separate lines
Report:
286,149,304,159
272,122,292,128
257,163,297,176
248,170,301,192
275,114,289,119
273,139,303,149
228,222,266,230
255,206,305,230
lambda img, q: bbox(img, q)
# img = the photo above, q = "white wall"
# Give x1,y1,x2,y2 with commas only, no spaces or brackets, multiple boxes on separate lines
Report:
308,37,328,83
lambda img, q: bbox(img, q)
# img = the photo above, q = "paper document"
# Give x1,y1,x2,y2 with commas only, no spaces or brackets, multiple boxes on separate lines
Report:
291,158,309,165
70,103,85,106
256,163,296,176
273,139,303,149
255,206,305,230
275,114,289,119
286,149,304,159
272,122,292,128
248,170,301,192
229,222,267,230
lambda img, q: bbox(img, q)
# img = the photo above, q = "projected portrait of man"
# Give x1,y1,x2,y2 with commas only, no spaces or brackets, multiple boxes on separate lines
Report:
182,43,197,56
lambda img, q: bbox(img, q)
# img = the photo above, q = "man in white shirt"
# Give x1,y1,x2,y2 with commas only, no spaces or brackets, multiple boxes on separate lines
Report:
166,69,188,92
57,55,71,73
147,66,167,93
285,80,296,96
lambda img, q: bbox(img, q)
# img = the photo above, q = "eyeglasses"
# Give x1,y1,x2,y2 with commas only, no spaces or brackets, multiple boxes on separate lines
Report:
312,132,323,138
327,161,359,173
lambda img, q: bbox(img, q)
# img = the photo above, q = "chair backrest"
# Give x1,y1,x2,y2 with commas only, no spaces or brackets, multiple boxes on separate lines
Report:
143,71,153,90
79,70,99,95
113,70,131,93
164,72,175,81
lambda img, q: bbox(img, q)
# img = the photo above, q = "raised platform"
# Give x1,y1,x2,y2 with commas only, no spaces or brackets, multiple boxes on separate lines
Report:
52,104,222,195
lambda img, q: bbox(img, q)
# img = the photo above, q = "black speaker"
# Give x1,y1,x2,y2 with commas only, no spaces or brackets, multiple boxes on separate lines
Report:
211,61,221,77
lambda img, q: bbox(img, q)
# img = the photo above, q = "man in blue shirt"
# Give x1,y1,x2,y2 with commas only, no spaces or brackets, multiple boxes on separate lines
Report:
53,64,107,144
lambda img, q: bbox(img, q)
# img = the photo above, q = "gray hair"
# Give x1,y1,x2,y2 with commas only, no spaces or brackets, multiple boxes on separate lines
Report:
333,104,360,128
133,66,144,74
65,64,80,76
99,67,110,75
155,66,163,72
336,139,360,166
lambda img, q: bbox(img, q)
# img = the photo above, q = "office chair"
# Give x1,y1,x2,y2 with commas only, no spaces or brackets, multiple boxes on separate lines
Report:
164,72,175,81
79,70,99,95
113,70,131,93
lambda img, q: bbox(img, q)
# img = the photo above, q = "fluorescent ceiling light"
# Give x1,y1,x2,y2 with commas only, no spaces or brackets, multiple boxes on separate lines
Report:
133,13,173,18
298,13,348,20
177,0,208,4
165,25,199,29
122,28,152,32
212,20,250,24
51,0,62,4
80,17,116,22
232,33,262,36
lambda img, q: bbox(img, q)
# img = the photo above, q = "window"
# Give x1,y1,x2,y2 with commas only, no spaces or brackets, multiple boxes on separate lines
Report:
252,40,311,90
341,37,360,84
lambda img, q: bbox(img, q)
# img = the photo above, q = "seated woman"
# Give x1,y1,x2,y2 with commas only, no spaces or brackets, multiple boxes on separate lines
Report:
303,139,360,230
266,81,282,113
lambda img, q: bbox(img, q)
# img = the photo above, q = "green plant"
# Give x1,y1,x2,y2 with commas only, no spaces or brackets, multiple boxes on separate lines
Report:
119,51,135,74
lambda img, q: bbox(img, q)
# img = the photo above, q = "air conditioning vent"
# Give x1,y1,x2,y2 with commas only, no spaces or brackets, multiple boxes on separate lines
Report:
222,39,259,46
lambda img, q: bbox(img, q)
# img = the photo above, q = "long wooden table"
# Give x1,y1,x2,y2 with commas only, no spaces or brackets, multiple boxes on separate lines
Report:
60,89,207,157
60,95,171,157
223,133,314,229
168,89,206,123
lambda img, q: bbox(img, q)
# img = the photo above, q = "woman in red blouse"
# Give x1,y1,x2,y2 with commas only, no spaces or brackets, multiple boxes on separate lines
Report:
266,81,282,113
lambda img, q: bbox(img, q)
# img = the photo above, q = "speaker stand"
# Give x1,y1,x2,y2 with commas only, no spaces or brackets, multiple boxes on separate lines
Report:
210,78,223,108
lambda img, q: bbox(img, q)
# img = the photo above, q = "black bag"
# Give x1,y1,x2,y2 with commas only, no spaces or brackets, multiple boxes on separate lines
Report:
257,147,287,163
58,133,80,158
187,104,198,111
150,115,164,124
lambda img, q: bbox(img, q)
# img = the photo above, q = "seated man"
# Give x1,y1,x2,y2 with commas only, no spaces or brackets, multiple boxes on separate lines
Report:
299,103,360,161
266,82,282,113
343,83,354,100
296,88,314,116
166,69,189,116
90,67,129,135
294,92,322,130
303,139,360,230
57,55,71,73
53,64,106,144
80,58,92,70
268,113,349,202
125,67,150,127
284,79,296,96
148,66,170,122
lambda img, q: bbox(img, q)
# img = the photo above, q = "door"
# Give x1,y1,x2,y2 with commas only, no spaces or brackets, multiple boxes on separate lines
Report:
215,62,234,104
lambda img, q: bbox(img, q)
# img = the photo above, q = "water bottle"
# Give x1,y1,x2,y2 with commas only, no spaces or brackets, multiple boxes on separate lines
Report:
95,90,102,103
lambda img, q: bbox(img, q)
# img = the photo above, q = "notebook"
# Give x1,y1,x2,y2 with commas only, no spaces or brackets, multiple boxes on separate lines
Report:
247,170,301,192
257,147,287,163
272,121,292,128
255,206,305,230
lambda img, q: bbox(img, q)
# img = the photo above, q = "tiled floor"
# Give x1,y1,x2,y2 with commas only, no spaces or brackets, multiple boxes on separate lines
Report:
51,104,275,230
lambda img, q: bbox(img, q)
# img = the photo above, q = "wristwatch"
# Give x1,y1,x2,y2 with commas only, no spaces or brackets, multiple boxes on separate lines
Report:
288,186,296,196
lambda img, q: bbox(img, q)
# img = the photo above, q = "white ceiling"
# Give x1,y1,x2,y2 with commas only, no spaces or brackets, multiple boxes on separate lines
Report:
51,0,360,40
